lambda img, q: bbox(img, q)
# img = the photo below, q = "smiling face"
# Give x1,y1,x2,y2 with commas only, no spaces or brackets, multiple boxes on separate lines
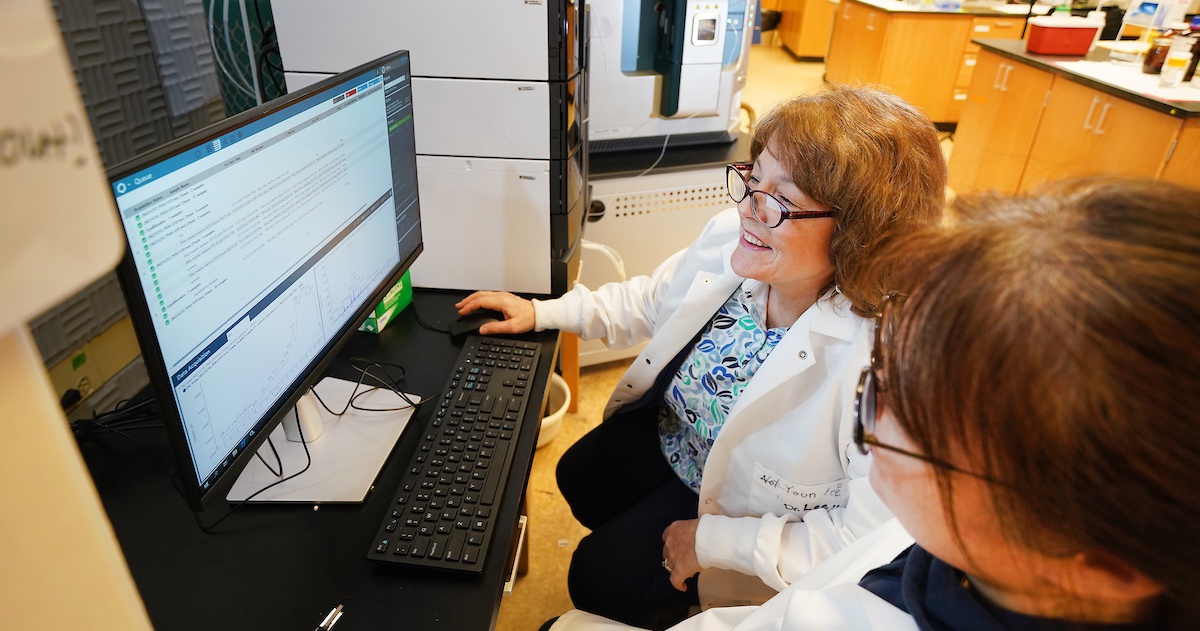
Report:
728,146,837,301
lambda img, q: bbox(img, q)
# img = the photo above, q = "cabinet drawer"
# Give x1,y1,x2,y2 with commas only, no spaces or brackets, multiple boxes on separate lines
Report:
970,17,1024,42
957,53,978,87
947,87,970,121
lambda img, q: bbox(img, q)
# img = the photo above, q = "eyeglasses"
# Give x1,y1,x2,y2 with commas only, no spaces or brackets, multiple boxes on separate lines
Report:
726,163,836,229
853,293,999,482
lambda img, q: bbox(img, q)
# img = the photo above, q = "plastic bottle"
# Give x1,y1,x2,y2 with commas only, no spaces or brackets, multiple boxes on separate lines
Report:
1185,17,1200,82
1142,24,1184,74
1144,37,1174,73
1159,36,1195,87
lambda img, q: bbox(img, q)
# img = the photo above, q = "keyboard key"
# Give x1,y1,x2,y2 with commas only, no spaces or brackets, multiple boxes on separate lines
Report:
446,532,465,561
428,536,447,560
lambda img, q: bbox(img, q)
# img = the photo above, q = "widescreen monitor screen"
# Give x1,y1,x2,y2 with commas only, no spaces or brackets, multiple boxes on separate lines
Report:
107,50,421,510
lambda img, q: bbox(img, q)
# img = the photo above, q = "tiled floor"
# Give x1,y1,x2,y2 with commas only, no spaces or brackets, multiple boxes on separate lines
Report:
493,41,827,631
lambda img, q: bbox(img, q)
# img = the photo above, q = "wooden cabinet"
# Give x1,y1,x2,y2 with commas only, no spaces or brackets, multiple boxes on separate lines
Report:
826,0,889,82
779,0,839,59
1020,78,1182,192
824,0,1023,123
1160,118,1200,187
876,14,971,122
950,17,1026,119
949,44,1197,196
948,49,1053,194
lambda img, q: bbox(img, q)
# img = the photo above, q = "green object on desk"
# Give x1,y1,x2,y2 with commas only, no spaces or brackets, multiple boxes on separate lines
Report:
360,271,413,334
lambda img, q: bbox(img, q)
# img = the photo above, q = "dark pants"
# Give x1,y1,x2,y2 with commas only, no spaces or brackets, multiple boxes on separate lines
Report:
556,411,701,630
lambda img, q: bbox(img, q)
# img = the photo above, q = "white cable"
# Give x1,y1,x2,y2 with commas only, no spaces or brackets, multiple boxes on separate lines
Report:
237,0,263,105
582,13,607,125
207,0,256,99
581,239,627,281
222,0,255,96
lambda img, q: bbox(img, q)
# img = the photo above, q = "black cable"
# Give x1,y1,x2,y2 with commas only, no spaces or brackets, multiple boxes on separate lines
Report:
250,0,267,34
85,423,174,460
192,403,314,533
72,397,170,458
255,35,285,100
191,357,425,532
1021,0,1036,38
254,436,284,477
308,358,427,417
412,304,451,334
90,397,157,422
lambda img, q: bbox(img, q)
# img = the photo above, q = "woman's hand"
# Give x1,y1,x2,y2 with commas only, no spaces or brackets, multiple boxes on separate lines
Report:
455,291,536,336
662,518,702,592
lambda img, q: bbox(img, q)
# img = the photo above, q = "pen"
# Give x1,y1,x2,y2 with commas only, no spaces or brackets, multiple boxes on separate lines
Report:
316,604,343,631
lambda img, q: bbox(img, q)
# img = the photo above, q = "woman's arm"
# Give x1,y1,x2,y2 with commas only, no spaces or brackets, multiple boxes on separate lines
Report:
533,207,741,349
532,248,686,349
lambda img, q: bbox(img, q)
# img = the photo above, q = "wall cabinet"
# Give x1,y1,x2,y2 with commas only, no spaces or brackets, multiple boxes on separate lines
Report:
948,50,1053,194
779,0,839,59
824,0,1023,123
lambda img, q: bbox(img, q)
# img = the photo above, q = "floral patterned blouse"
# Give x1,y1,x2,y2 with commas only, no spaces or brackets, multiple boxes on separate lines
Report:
658,281,788,491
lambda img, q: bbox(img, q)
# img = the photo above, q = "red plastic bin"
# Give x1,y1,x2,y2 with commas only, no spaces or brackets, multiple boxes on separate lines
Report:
1026,16,1104,55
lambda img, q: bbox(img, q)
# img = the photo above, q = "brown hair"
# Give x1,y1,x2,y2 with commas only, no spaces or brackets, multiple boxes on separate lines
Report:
750,84,947,316
874,177,1200,627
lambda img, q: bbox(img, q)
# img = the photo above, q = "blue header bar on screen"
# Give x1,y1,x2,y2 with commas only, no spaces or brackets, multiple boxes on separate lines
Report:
110,75,385,199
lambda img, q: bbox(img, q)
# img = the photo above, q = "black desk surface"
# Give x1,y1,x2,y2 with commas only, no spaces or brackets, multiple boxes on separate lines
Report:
83,290,559,631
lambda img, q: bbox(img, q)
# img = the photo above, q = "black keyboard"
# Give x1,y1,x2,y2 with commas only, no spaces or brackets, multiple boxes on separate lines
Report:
367,335,543,573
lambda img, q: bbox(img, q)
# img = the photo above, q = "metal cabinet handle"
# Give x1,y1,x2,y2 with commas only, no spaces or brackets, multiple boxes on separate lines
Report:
867,13,876,30
1082,96,1101,130
994,63,1006,90
1000,65,1013,92
1094,102,1113,135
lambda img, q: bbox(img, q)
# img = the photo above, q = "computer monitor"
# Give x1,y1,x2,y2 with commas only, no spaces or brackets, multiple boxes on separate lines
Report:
107,50,422,512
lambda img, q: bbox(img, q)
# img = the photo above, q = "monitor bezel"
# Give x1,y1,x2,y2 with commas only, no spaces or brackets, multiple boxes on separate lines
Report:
106,49,422,512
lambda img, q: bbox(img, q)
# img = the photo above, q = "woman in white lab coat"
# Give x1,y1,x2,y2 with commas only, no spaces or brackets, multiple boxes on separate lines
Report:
457,86,948,628
548,177,1200,631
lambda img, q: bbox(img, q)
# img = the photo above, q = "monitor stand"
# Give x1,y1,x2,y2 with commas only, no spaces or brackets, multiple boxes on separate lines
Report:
226,376,416,504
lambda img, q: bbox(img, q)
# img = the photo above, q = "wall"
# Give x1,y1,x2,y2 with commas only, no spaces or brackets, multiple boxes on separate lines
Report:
33,0,227,421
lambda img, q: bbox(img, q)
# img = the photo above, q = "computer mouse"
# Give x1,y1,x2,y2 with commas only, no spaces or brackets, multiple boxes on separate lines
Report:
449,308,506,337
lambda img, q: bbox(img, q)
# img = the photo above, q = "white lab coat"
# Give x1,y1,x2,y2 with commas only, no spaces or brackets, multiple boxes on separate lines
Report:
534,208,894,609
548,519,918,631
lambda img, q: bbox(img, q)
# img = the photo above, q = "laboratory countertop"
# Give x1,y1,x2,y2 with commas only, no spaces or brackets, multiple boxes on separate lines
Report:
975,38,1200,118
846,0,1055,17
